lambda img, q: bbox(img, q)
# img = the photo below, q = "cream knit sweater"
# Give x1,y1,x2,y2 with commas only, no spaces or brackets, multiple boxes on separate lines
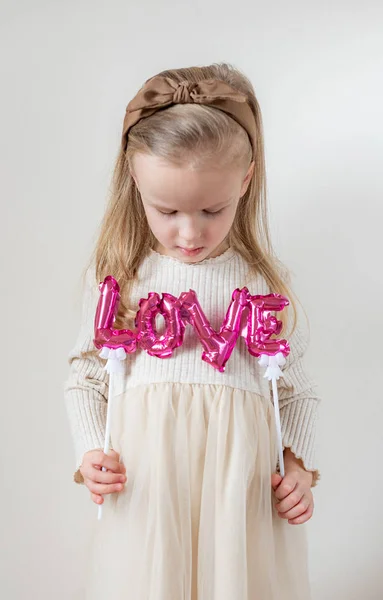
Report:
64,248,320,483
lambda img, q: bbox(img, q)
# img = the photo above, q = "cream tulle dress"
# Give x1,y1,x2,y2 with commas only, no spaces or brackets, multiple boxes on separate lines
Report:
67,249,317,600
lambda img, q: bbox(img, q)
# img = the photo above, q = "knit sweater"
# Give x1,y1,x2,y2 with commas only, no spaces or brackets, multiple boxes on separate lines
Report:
64,247,320,484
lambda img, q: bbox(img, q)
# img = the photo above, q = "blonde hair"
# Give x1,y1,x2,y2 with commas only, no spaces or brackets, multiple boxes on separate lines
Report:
90,62,297,332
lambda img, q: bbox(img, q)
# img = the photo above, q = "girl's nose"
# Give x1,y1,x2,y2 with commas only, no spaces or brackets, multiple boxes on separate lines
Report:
179,217,202,243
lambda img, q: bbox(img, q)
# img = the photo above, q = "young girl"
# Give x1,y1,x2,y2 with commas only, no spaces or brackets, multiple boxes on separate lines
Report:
65,62,319,600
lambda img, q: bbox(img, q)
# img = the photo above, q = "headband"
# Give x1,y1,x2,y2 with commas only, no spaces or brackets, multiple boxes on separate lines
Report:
121,75,256,158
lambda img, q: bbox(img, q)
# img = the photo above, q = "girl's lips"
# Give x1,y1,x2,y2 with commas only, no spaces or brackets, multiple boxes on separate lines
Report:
177,246,204,256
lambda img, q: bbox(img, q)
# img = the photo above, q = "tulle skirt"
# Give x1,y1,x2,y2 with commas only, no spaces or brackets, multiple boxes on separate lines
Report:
84,382,310,600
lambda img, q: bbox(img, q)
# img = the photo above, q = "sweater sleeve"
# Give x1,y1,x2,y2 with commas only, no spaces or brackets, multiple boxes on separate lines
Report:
64,268,109,483
278,320,320,486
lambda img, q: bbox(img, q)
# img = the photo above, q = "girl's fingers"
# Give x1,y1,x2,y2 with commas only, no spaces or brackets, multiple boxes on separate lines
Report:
92,451,126,475
278,496,310,520
91,468,127,485
91,493,104,505
271,474,283,491
288,503,314,525
273,476,298,501
80,452,126,481
86,480,125,495
275,487,303,512
276,489,303,514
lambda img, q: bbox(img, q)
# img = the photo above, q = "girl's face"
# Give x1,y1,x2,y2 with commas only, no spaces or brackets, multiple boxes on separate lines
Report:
131,153,254,263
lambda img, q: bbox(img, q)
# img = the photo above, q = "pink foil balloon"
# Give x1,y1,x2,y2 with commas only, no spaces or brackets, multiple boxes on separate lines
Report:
135,292,185,358
177,287,248,372
93,277,290,370
94,276,137,352
245,293,290,357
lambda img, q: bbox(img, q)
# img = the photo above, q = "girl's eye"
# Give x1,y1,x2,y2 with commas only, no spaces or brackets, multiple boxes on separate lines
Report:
203,209,223,217
158,208,224,217
159,210,177,216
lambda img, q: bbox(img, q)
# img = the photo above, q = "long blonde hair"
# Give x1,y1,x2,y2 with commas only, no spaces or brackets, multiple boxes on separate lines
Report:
91,62,297,332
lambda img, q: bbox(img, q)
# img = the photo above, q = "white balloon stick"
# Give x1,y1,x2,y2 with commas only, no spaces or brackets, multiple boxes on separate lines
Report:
259,352,286,478
271,375,285,478
98,369,115,521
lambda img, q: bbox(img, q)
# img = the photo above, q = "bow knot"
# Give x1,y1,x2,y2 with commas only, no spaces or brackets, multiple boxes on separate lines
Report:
122,75,257,158
173,80,196,104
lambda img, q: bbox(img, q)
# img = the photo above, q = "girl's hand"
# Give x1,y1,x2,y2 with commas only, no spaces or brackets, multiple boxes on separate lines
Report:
271,449,314,525
80,449,127,505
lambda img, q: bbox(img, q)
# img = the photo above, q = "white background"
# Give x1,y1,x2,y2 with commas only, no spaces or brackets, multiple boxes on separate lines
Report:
1,1,382,598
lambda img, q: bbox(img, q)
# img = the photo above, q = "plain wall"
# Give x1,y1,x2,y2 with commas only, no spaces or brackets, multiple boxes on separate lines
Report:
1,1,382,598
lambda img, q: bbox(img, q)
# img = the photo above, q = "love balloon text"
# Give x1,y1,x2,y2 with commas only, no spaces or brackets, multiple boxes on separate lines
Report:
94,276,290,373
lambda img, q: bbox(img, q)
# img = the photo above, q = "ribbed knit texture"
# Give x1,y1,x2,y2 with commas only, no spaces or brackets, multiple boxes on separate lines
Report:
64,248,320,483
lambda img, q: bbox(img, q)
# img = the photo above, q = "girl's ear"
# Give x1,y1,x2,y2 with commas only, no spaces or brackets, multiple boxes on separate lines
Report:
129,158,139,189
131,171,140,191
240,161,255,196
